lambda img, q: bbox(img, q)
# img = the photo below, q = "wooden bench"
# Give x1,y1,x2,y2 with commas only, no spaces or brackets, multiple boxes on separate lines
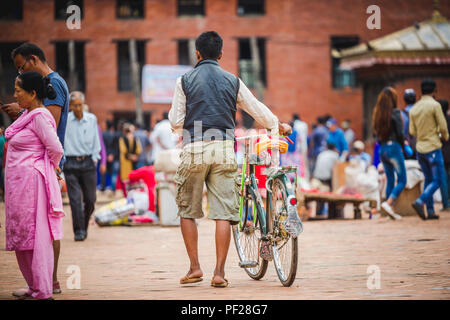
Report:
298,192,377,219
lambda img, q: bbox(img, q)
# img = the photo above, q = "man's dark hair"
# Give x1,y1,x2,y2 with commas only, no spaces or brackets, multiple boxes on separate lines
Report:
106,120,115,130
327,142,336,150
163,112,169,120
195,31,223,60
318,116,327,125
421,78,436,95
438,99,449,116
11,43,46,62
293,113,300,121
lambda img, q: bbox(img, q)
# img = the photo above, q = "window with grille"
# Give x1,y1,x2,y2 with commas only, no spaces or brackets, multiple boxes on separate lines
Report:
0,42,25,98
177,0,205,17
178,39,197,66
54,41,86,92
331,36,359,89
238,38,266,89
0,1,23,20
237,0,265,16
117,0,145,19
117,40,146,92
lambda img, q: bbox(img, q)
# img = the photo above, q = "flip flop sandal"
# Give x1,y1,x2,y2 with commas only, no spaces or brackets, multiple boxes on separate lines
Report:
180,274,203,284
210,278,229,288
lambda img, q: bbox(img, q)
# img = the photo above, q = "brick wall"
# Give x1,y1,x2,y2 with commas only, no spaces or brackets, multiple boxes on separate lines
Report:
0,0,449,137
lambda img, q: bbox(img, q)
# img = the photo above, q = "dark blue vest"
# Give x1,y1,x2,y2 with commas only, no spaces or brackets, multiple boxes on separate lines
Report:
181,59,240,144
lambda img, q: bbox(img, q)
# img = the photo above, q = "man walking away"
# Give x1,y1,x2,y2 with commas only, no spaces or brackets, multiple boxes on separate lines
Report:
410,79,449,220
169,31,292,288
64,91,101,240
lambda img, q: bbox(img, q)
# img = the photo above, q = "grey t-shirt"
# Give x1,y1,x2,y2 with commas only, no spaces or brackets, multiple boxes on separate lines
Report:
313,150,339,181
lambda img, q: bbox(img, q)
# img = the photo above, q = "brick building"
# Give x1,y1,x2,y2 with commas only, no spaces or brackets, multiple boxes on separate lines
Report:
1,0,449,139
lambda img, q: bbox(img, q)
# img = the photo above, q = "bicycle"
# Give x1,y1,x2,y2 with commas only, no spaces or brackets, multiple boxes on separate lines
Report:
232,134,303,287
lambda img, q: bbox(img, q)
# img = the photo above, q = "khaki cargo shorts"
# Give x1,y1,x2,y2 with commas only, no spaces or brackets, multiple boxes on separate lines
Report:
174,140,240,225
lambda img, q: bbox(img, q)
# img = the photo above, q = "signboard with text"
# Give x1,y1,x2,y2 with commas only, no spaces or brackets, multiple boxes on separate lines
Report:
142,65,193,104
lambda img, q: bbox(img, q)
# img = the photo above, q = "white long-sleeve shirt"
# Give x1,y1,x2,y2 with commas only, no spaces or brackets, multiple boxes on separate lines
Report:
169,76,279,145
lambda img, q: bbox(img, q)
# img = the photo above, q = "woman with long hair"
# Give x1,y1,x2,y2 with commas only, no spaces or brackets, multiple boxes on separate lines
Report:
4,71,64,299
372,87,406,220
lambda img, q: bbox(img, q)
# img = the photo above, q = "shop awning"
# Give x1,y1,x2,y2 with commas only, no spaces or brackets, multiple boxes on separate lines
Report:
334,10,450,70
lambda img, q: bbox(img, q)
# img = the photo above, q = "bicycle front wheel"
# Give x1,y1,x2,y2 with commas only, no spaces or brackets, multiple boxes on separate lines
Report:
269,177,298,287
232,187,268,280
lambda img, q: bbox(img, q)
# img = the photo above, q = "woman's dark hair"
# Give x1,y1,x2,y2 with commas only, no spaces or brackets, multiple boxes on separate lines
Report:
17,71,57,101
372,87,398,142
195,31,223,60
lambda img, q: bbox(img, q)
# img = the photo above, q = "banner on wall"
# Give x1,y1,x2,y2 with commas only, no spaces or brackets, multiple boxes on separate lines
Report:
142,65,193,104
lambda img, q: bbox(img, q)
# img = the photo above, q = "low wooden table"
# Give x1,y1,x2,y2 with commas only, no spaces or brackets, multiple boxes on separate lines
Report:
298,192,377,219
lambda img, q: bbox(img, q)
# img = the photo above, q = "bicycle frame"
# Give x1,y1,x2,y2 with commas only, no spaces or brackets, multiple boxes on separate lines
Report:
238,137,268,235
237,135,295,235
237,134,299,237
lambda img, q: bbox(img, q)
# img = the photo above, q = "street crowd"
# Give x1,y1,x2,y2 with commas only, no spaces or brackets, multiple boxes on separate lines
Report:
0,32,449,298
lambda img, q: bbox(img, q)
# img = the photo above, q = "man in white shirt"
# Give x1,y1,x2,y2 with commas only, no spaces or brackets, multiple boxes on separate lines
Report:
169,31,291,288
64,91,101,241
149,112,177,164
313,143,339,188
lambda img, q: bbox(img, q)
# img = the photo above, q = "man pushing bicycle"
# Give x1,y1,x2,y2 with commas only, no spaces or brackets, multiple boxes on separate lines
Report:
168,31,292,288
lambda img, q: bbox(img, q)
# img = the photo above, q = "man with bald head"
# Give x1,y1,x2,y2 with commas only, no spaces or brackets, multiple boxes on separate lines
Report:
64,91,101,241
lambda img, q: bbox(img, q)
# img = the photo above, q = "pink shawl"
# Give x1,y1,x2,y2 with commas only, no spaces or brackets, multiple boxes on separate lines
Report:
5,108,65,218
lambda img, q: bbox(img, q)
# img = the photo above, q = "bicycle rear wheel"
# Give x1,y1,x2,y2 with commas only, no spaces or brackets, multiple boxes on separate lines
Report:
232,187,268,280
269,177,298,287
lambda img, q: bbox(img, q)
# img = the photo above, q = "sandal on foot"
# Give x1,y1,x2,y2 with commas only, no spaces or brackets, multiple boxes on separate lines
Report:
211,278,229,288
180,274,203,284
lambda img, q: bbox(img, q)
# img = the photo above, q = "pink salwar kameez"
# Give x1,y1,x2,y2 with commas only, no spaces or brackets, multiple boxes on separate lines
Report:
5,108,64,299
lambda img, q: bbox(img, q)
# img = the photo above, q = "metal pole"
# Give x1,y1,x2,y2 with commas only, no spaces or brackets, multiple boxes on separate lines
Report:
188,39,197,66
129,39,143,127
68,40,77,90
250,37,264,102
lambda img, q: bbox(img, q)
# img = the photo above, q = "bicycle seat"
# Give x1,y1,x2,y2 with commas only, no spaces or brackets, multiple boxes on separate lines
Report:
255,139,288,155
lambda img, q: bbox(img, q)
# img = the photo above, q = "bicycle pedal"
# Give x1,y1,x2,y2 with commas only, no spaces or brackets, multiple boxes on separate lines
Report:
239,261,259,268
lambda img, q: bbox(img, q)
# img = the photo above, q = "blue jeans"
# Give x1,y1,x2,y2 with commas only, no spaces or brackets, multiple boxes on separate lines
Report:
439,161,449,208
416,149,445,214
379,142,407,201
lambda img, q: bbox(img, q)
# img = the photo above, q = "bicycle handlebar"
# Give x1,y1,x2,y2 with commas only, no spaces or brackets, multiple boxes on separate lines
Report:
236,134,292,143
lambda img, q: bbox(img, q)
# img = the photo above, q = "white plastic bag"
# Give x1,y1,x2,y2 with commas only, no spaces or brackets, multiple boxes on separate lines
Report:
127,190,149,212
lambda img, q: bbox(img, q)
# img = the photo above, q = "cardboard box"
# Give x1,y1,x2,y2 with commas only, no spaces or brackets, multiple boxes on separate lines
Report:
393,184,422,216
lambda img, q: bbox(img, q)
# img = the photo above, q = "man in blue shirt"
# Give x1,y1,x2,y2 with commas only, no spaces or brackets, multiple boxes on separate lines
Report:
3,43,69,297
326,118,349,158
5,43,69,149
64,91,101,242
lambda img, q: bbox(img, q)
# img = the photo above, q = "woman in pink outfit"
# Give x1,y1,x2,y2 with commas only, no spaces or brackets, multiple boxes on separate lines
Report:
4,71,64,300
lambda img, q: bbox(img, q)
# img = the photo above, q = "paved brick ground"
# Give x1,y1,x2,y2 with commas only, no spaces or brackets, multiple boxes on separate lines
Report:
1,194,449,300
